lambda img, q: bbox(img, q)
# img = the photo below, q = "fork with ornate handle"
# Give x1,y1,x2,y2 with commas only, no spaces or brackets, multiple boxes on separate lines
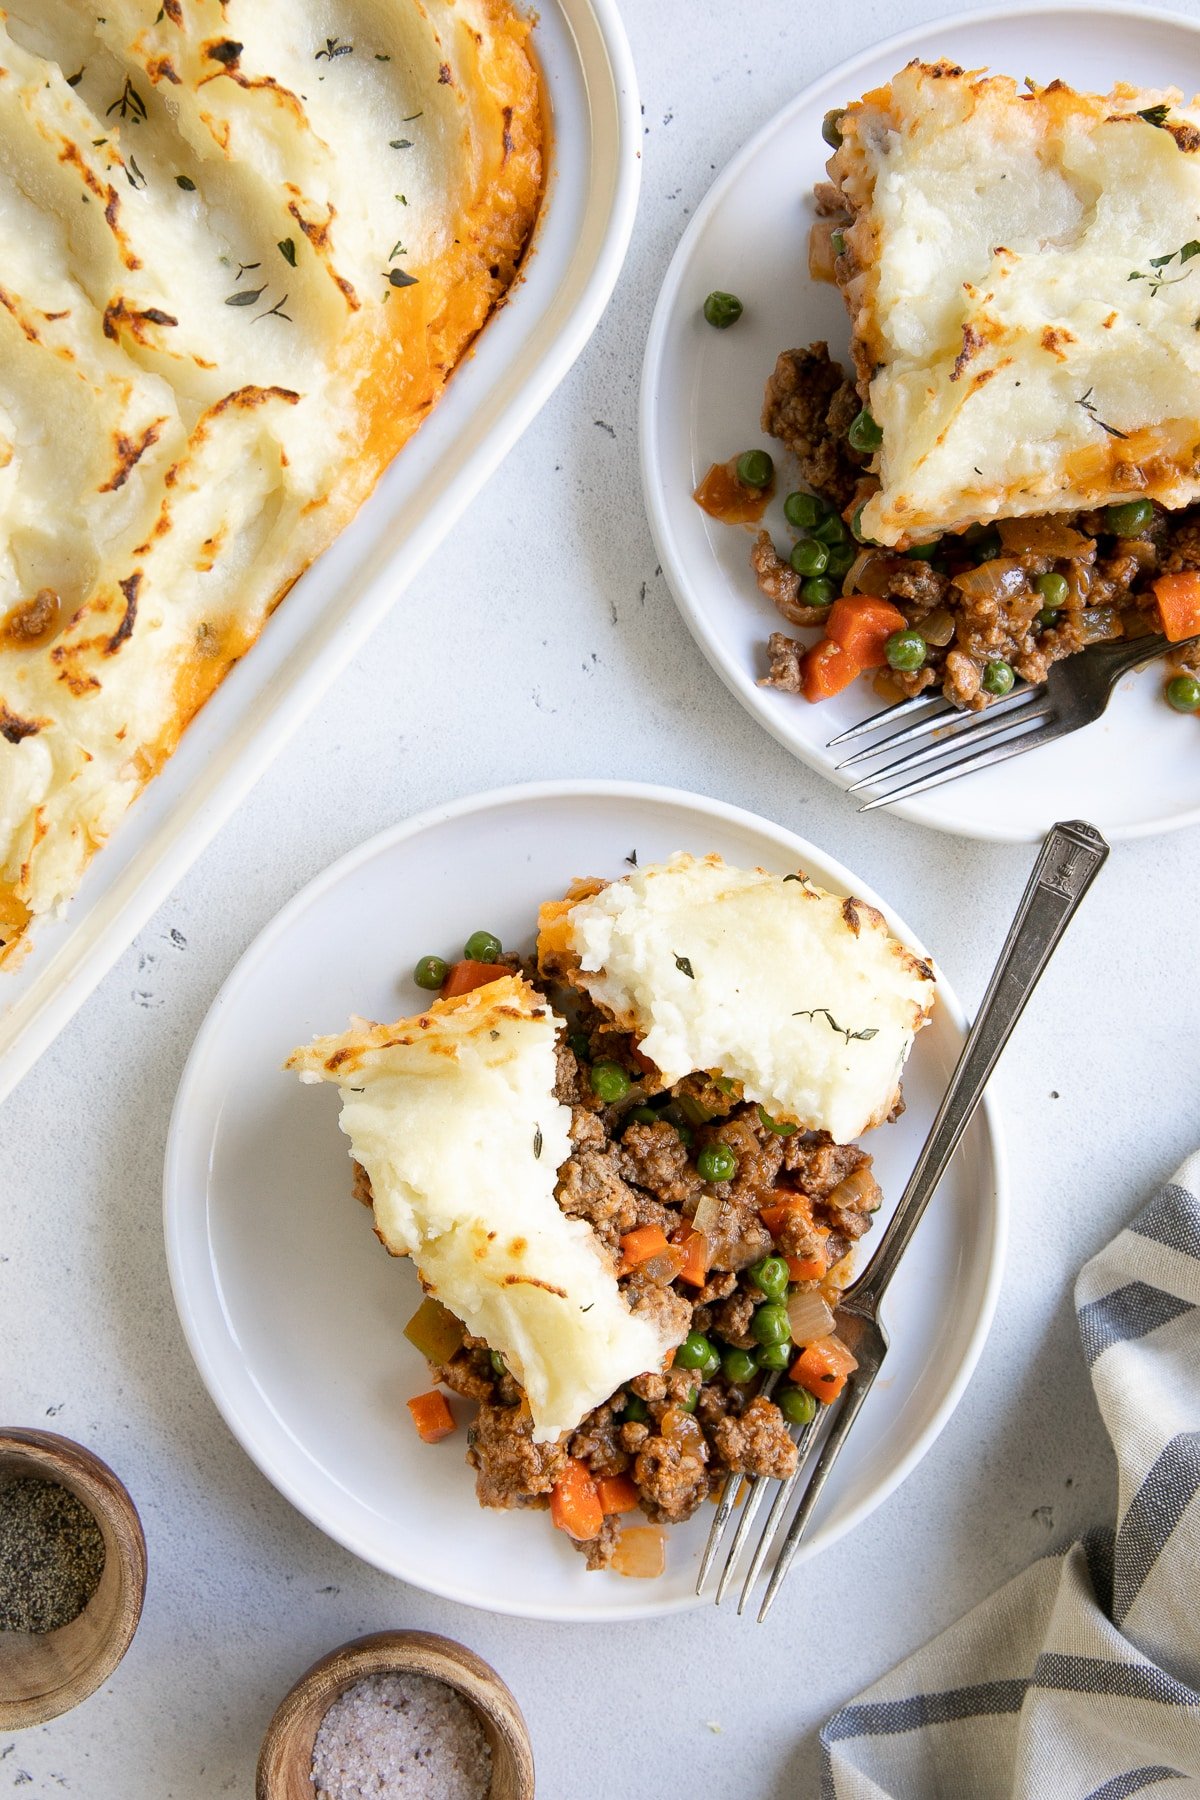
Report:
698,819,1110,1620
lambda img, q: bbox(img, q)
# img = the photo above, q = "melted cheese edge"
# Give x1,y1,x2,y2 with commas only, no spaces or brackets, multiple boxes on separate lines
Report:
831,63,1200,545
0,0,541,961
287,975,675,1444
546,854,936,1144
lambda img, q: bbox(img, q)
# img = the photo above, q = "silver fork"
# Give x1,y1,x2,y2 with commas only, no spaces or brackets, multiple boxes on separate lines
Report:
828,633,1200,810
697,819,1110,1620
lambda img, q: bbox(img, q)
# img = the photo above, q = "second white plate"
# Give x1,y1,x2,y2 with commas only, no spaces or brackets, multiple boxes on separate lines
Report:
164,781,1005,1621
640,3,1200,843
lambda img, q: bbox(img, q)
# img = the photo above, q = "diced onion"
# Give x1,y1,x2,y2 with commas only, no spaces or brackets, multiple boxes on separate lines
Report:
787,1290,835,1346
403,1296,465,1365
997,518,1091,559
951,557,1027,601
919,606,955,647
611,1526,667,1579
1080,606,1122,644
827,1166,882,1215
693,1192,723,1237
845,549,892,596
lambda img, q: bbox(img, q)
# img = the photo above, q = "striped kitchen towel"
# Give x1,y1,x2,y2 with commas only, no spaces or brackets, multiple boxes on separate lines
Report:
821,1151,1200,1800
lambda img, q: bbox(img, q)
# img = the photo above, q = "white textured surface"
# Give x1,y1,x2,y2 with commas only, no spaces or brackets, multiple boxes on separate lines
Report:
1,3,1198,1794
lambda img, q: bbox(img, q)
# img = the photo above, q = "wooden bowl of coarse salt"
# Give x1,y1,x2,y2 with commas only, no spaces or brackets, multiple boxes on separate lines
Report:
257,1630,535,1800
0,1427,147,1729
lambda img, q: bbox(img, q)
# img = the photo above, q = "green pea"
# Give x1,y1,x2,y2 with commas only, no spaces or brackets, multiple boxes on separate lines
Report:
982,659,1016,697
813,512,849,547
464,929,502,962
1037,607,1061,630
972,529,1003,562
413,955,448,991
885,629,927,673
567,1030,590,1060
590,1061,632,1103
784,491,827,530
627,1106,659,1125
680,1385,699,1413
1105,497,1154,537
824,542,856,581
490,1350,507,1377
699,1344,721,1380
722,1348,757,1384
755,1342,792,1371
675,1122,694,1150
847,409,883,454
703,290,743,329
906,542,939,561
674,1329,718,1372
757,1105,798,1137
821,109,845,149
736,449,774,489
751,1301,791,1348
801,577,836,609
790,539,829,578
778,1385,817,1426
696,1143,737,1183
1035,571,1069,609
621,1393,650,1424
749,1256,790,1303
1167,673,1200,713
850,502,879,545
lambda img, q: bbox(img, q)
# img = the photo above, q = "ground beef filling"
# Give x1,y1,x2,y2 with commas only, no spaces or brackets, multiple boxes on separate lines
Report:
414,983,884,1568
755,343,1200,710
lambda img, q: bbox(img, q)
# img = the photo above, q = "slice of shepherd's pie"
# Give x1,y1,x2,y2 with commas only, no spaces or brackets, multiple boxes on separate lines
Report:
828,63,1200,547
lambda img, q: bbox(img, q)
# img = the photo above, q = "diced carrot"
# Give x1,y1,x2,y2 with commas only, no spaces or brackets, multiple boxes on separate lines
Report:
595,1474,640,1516
672,1227,710,1288
550,1457,605,1541
790,1335,859,1404
440,959,507,998
801,637,861,702
1152,570,1200,642
759,1196,812,1238
826,595,908,669
406,1390,456,1443
618,1224,670,1275
786,1252,829,1283
610,1525,666,1579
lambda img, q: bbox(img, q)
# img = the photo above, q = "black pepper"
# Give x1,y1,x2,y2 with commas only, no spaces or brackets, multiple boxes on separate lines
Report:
0,1476,106,1633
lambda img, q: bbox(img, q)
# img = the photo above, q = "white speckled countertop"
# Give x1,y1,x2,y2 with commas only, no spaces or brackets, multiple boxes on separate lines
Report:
3,2,1199,1794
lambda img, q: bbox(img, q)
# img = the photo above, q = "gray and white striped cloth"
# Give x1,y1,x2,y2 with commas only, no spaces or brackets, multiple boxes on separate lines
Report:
822,1151,1200,1800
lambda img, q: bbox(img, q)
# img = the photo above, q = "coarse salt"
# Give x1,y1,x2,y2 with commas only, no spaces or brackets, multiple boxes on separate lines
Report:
311,1671,492,1800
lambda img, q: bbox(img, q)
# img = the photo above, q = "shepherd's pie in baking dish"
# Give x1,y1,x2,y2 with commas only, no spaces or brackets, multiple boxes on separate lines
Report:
0,0,542,965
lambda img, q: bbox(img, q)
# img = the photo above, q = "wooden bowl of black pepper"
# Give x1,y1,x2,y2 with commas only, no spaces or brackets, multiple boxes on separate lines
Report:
257,1630,534,1800
0,1428,147,1729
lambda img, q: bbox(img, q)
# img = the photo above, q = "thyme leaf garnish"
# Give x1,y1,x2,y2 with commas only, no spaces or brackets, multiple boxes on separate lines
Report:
403,112,424,122
674,953,695,979
1076,387,1128,441
66,69,84,88
389,138,413,149
1127,239,1200,295
107,76,147,123
625,848,638,867
783,872,808,884
256,293,293,324
175,174,196,191
125,154,147,191
793,1007,879,1045
387,240,407,260
385,268,419,288
533,1126,543,1160
225,286,267,307
1137,103,1171,128
315,36,353,61
278,237,297,266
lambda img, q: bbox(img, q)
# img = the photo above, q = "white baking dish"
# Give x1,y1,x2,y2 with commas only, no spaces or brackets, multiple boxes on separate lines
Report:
0,0,640,1107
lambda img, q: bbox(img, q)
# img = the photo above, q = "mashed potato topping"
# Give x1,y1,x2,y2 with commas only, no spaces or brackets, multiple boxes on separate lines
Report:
546,854,935,1143
287,975,677,1443
831,63,1200,545
0,0,541,963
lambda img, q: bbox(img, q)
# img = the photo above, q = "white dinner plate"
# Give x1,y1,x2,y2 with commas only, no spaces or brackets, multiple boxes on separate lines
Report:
640,4,1200,844
163,782,1005,1621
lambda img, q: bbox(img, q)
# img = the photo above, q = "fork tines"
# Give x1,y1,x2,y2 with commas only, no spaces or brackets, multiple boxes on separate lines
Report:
827,682,1060,810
